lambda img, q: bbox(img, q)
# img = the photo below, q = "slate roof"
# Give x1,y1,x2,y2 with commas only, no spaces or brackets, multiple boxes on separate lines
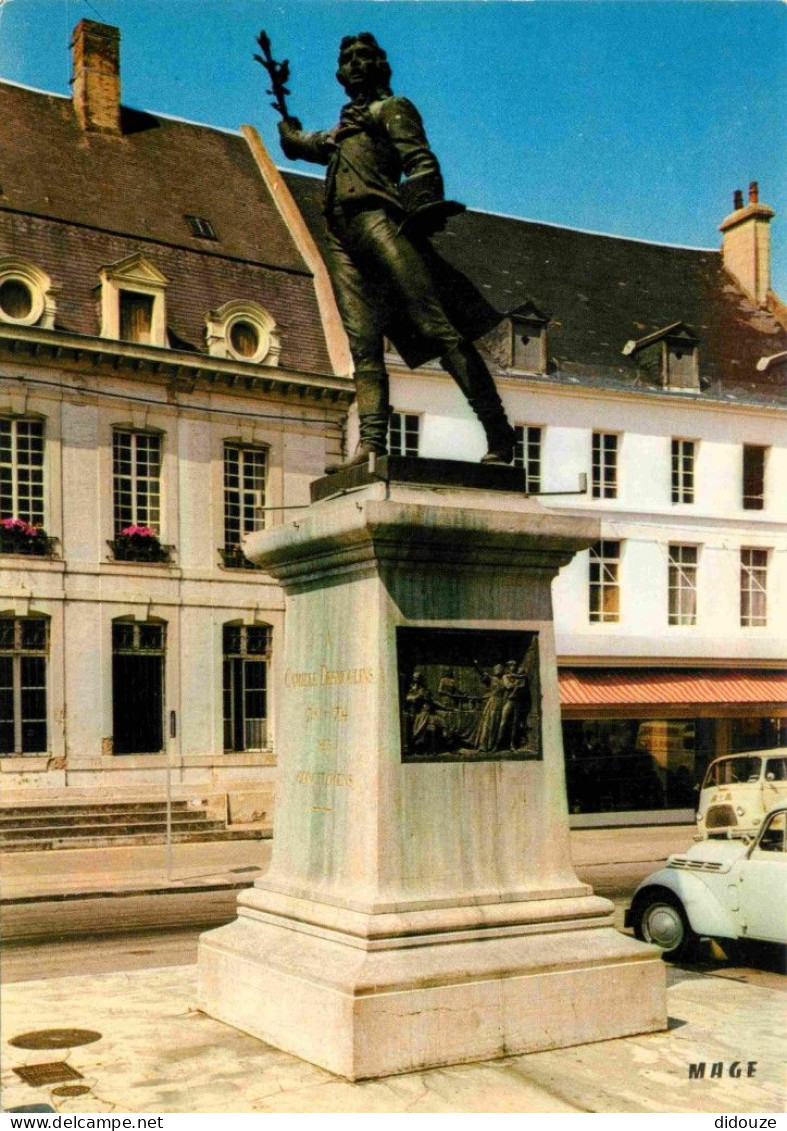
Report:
283,170,787,405
0,82,333,375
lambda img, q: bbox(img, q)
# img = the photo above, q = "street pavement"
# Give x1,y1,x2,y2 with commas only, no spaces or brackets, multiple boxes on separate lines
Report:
2,825,785,1113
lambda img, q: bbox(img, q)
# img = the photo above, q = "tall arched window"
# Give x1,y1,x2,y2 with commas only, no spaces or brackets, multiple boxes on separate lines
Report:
112,618,166,754
0,616,49,755
223,623,271,752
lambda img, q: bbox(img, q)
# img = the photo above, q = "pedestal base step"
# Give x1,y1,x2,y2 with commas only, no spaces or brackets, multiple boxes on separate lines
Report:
198,908,666,1080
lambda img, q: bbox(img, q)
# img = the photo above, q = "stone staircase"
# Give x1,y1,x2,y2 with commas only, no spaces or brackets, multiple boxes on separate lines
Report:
0,800,264,852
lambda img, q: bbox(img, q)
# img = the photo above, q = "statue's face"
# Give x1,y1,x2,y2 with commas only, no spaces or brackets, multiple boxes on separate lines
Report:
337,39,379,94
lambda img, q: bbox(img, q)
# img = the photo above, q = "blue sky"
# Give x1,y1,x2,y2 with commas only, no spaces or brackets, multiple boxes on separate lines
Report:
1,0,785,294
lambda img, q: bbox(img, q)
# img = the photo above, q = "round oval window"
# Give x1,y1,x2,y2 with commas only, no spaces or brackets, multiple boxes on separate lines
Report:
0,279,33,320
229,320,260,358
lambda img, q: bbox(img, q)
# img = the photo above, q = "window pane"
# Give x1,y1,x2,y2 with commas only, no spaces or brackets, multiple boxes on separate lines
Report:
388,413,420,458
514,425,542,492
21,721,47,754
740,548,768,626
223,445,266,555
138,624,164,651
592,433,618,499
0,279,33,319
20,619,47,650
742,445,766,510
229,320,259,358
222,625,269,752
113,431,162,534
246,626,269,654
223,625,242,655
0,418,45,524
589,541,620,622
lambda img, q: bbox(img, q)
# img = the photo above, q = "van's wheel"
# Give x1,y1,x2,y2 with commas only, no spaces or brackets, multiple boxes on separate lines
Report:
632,889,698,961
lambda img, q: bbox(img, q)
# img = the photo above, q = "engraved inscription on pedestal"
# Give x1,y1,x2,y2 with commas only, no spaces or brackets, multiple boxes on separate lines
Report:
397,627,541,762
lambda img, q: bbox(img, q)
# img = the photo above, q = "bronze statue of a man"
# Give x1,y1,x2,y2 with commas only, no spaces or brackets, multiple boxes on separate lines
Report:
277,33,516,472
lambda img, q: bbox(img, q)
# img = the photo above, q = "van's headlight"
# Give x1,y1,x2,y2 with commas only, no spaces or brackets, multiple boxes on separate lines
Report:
736,806,747,817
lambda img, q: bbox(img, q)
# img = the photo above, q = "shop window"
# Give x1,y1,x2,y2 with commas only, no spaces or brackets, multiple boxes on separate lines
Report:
514,425,542,493
221,444,266,569
223,623,270,752
0,616,48,755
112,430,161,536
563,717,700,815
389,412,420,457
671,439,695,504
205,300,281,365
589,540,621,623
668,545,698,626
591,432,618,499
111,620,165,754
740,548,768,627
1,417,44,527
742,445,767,510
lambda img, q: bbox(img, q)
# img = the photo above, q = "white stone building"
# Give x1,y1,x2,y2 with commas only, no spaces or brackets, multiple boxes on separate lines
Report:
0,22,352,840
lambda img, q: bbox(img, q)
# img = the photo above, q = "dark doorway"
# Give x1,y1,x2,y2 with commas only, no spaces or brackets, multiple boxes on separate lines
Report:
112,622,165,754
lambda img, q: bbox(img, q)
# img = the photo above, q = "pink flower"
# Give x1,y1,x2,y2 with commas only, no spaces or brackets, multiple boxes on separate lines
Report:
120,525,158,539
1,516,39,536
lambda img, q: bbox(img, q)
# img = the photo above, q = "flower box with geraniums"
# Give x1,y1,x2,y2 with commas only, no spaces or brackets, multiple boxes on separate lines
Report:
109,525,172,564
0,517,55,557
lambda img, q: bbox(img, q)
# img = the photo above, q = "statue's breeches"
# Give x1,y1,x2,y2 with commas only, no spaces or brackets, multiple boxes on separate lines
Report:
325,207,462,372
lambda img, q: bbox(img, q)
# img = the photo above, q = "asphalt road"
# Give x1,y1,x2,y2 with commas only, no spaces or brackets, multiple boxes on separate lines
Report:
2,866,784,990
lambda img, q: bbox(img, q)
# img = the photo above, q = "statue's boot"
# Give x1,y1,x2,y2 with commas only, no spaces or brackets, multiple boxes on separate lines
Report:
325,365,389,474
324,409,389,475
441,342,516,465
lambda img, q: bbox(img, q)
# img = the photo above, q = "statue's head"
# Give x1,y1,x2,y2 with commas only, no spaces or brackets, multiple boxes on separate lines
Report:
336,33,393,97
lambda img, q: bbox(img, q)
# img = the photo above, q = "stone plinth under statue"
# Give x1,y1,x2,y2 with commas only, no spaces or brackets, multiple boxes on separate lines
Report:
198,459,666,1080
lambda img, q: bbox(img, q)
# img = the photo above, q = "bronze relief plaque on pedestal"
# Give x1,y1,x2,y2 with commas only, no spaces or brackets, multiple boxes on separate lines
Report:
397,627,541,763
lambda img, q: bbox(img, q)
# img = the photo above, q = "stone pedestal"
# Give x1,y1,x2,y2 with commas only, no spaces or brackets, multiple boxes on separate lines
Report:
198,460,667,1080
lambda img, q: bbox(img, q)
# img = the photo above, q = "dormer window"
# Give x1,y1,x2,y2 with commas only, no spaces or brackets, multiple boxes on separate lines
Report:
206,301,281,366
509,300,549,373
99,253,169,347
0,258,56,329
622,322,700,392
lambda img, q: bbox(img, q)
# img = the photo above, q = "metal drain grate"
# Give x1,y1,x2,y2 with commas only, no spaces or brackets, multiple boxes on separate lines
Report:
10,1029,102,1050
14,1063,84,1087
52,1085,91,1098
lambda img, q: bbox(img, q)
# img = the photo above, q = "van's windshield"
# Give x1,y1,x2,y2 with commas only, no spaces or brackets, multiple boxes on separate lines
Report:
703,756,762,787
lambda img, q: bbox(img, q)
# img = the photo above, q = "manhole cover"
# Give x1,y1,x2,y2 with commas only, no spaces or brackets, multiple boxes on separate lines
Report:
10,1029,102,1050
14,1063,83,1087
52,1085,91,1098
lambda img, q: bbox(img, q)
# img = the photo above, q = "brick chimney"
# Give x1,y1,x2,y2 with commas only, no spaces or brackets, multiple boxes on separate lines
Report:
71,20,121,134
719,181,775,306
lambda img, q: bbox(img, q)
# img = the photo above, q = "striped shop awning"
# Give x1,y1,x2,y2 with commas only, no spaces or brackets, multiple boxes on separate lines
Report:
558,668,787,716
